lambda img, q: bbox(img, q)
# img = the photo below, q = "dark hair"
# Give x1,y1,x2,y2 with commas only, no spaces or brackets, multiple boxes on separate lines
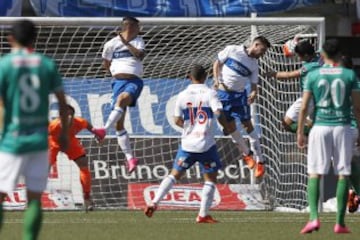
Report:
340,55,353,69
294,40,315,57
122,16,140,24
189,64,207,81
67,104,75,116
322,39,341,60
10,19,37,47
253,36,271,48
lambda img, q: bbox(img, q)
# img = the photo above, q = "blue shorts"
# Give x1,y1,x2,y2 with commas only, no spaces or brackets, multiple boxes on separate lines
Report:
217,89,250,122
111,78,143,109
172,145,222,174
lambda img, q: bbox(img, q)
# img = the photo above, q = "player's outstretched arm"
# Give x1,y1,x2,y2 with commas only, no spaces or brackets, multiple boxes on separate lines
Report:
55,90,69,151
265,69,301,80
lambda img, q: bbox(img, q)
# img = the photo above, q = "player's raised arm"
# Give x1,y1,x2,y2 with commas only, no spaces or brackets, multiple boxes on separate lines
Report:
54,90,69,152
212,59,223,89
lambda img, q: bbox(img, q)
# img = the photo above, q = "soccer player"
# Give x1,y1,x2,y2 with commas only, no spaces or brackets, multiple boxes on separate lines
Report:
297,39,360,234
144,64,229,223
266,40,321,135
92,16,145,173
213,36,271,178
0,20,69,239
339,55,360,213
48,104,104,211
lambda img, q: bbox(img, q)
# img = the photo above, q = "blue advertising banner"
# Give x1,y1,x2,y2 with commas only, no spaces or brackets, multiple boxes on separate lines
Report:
51,78,258,137
30,0,320,17
0,0,22,16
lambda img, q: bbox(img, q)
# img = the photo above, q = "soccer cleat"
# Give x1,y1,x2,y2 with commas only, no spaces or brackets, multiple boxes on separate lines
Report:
347,189,359,213
92,127,106,142
127,158,139,173
300,219,320,234
196,215,218,223
255,162,265,178
334,224,351,234
144,204,157,218
242,151,256,169
84,198,94,213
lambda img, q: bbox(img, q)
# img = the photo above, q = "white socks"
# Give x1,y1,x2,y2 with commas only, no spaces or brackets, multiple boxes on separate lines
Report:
248,130,263,163
152,175,176,204
230,130,250,155
104,107,124,129
198,181,216,217
116,130,133,161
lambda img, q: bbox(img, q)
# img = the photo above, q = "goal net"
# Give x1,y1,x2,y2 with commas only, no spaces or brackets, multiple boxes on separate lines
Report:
0,17,324,211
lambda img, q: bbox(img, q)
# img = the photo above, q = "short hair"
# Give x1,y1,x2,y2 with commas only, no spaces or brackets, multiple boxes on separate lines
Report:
294,40,315,57
67,104,75,116
189,64,207,81
340,55,353,69
253,36,271,48
122,16,139,24
10,19,37,47
322,39,341,60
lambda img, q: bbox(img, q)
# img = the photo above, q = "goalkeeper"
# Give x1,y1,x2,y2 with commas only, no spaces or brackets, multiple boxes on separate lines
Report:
49,104,103,211
266,40,321,135
92,16,145,174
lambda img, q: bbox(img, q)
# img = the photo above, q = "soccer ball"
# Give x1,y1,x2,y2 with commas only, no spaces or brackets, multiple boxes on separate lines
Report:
282,39,298,57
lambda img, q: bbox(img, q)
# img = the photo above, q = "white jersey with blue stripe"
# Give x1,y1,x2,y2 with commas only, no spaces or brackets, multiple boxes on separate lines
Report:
218,44,259,92
174,84,223,153
102,35,145,78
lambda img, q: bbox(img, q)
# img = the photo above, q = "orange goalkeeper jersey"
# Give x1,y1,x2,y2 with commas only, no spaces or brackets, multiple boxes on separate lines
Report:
48,117,89,149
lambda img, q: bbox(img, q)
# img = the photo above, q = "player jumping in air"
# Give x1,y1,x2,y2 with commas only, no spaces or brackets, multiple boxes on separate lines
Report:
213,36,271,178
92,16,145,173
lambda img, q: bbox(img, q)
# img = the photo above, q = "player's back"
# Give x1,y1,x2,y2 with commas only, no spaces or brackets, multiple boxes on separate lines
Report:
0,49,63,153
306,65,359,126
176,84,222,153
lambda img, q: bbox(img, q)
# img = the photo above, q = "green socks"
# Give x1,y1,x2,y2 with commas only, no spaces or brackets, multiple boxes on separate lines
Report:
336,178,349,226
307,177,320,221
23,200,42,240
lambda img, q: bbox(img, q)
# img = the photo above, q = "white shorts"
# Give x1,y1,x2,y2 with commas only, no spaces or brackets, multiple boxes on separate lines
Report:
307,125,352,175
285,97,314,122
0,150,49,193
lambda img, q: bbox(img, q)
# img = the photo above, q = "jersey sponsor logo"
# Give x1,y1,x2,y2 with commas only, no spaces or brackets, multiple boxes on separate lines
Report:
319,68,343,75
224,58,251,77
112,50,133,59
11,56,41,67
144,185,220,207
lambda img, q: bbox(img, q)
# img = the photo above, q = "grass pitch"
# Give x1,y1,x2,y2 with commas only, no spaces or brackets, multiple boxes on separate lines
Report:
1,210,359,240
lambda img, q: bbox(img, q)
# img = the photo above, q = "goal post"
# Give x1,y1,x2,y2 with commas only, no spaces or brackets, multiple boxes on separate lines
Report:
0,17,325,211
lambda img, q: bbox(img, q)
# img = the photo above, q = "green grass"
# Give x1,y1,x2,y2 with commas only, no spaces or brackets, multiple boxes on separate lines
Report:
1,210,360,240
